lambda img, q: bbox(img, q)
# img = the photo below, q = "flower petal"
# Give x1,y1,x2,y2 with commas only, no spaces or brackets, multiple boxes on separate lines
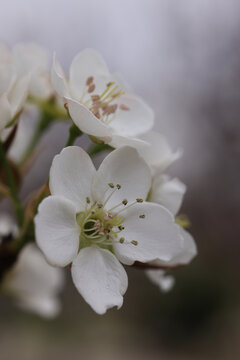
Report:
110,94,154,137
149,226,197,267
145,270,175,292
69,48,110,99
0,93,12,132
71,246,128,314
109,134,150,150
4,244,64,318
113,202,183,265
8,75,29,117
92,146,152,209
150,174,186,215
66,98,111,138
138,131,182,172
51,54,70,98
49,146,96,212
35,196,79,267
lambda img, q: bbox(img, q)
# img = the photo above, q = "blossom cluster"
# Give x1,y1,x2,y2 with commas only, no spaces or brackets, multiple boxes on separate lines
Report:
0,42,197,316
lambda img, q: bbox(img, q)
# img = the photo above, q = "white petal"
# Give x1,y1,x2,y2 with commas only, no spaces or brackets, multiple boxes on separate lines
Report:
149,226,197,267
69,48,110,99
71,246,128,314
150,174,186,215
29,73,53,99
92,146,151,208
172,226,197,264
8,75,29,117
113,202,183,265
4,244,64,318
51,54,70,98
110,94,154,137
67,98,111,138
13,42,49,74
109,134,150,149
49,146,96,212
0,93,11,132
146,270,175,292
138,131,182,171
35,196,79,267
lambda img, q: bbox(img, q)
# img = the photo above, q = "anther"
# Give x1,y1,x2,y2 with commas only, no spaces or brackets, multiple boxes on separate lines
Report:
116,184,121,189
122,199,128,205
139,214,145,219
86,76,94,86
88,84,95,93
97,203,103,208
119,237,125,243
91,95,100,102
120,104,130,111
118,225,124,231
86,197,91,204
136,198,143,203
131,240,138,246
108,182,114,188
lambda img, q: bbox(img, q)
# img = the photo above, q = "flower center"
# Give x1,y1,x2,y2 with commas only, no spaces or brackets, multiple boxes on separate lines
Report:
79,76,130,124
76,183,145,250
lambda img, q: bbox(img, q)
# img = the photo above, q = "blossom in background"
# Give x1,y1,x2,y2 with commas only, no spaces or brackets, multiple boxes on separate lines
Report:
0,215,64,318
136,131,197,290
0,42,29,134
13,42,53,100
35,146,186,314
51,49,154,145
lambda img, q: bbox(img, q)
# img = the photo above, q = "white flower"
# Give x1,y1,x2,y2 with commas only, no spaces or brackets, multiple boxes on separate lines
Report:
136,131,182,173
0,43,29,134
51,49,154,145
0,214,64,317
35,146,185,314
145,226,197,291
13,42,53,99
3,244,64,318
149,174,186,216
146,270,175,292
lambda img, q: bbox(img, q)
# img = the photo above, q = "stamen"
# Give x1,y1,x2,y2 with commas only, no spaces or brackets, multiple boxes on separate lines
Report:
118,225,124,231
136,198,144,203
119,237,125,243
131,240,138,246
122,199,128,205
88,84,95,93
120,104,130,111
86,76,94,86
139,214,145,219
108,182,114,189
116,184,121,189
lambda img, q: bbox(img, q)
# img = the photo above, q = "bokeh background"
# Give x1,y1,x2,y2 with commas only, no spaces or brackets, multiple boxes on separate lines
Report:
1,0,240,359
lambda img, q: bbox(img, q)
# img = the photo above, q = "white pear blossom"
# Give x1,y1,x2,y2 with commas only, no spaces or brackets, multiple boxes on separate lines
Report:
13,42,53,99
0,215,64,318
145,226,197,291
51,49,154,145
0,42,29,134
35,146,186,314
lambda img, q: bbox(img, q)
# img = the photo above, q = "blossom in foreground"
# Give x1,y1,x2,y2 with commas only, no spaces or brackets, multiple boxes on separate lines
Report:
13,42,53,100
0,42,29,133
0,215,64,318
35,146,186,314
51,49,154,145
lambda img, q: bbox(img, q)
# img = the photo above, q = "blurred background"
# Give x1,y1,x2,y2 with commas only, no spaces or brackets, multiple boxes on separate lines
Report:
0,0,240,359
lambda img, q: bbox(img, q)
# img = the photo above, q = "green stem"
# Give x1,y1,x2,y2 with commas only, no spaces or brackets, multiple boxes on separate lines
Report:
19,110,56,165
0,140,24,226
65,124,83,147
87,143,113,157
